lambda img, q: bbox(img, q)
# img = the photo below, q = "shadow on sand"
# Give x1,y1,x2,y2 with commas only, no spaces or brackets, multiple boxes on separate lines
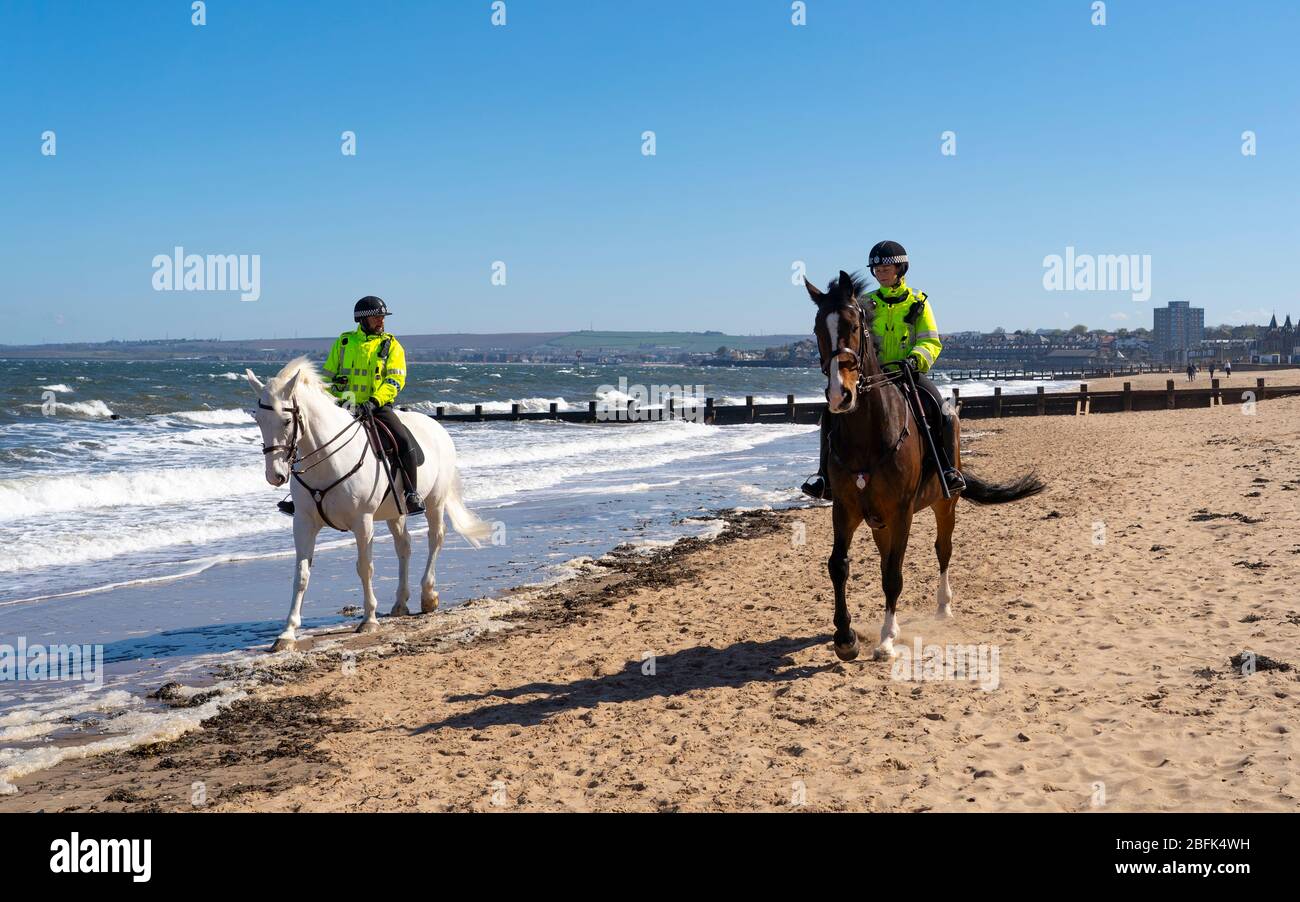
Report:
412,633,832,734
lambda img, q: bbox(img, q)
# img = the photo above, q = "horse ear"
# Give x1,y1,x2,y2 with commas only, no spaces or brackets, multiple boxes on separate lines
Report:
804,276,823,304
837,270,855,302
283,369,302,397
244,369,264,393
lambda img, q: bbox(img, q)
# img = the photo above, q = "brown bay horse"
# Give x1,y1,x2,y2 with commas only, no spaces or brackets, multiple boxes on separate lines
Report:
807,271,1046,661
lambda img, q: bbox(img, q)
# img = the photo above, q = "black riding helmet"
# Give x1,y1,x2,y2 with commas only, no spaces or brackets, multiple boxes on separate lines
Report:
353,296,392,322
868,240,909,279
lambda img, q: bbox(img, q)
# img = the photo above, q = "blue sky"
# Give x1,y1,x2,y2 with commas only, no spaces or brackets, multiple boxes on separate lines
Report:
1,0,1297,343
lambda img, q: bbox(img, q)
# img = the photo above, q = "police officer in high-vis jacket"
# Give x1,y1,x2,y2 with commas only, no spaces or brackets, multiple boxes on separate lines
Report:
801,241,966,501
324,296,425,514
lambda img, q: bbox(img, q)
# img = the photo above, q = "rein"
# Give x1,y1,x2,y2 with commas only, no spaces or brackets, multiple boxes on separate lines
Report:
259,398,373,532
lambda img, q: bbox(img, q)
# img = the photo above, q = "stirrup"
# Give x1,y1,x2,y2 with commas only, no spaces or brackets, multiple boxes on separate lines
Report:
277,499,295,516
403,491,426,514
943,469,967,493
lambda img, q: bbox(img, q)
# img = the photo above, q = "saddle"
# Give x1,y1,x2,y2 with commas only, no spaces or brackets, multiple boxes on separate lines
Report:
363,415,402,473
360,409,425,470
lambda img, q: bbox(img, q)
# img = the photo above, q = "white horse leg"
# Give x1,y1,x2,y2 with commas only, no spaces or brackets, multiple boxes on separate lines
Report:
874,610,901,661
934,502,956,619
273,516,321,652
354,513,380,633
388,517,413,617
419,500,446,614
936,570,954,619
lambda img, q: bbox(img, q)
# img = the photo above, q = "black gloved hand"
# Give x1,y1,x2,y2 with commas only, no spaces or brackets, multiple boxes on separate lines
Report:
366,397,383,412
904,355,921,374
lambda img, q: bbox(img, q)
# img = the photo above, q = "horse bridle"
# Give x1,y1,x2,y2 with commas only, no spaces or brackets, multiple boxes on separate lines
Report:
820,300,905,396
259,399,301,461
820,299,913,491
258,397,374,531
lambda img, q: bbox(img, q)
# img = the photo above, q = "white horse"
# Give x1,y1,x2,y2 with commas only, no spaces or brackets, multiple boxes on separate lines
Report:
245,357,491,651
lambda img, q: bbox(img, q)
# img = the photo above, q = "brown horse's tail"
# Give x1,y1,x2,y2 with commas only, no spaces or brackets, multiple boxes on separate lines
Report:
960,470,1047,505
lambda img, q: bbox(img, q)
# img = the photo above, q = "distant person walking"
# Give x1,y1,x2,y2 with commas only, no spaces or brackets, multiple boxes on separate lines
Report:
1209,363,1216,380
1226,361,1233,378
1186,362,1195,381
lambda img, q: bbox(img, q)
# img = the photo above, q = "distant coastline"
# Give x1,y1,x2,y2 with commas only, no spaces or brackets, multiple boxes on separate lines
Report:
0,329,808,365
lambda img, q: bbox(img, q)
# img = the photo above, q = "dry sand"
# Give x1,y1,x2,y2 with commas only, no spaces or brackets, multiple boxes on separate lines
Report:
4,391,1298,812
1085,366,1300,392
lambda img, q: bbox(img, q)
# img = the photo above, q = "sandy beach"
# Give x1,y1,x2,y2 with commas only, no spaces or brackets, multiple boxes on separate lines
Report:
4,387,1298,813
1085,367,1300,392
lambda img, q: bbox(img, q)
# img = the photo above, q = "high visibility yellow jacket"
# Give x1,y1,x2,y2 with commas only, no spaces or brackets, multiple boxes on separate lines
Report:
869,279,943,374
322,327,408,406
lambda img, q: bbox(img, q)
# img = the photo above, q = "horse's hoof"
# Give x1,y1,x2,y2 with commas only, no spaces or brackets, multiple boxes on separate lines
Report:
355,620,380,634
390,602,410,617
420,592,439,615
270,636,313,653
936,604,954,619
833,639,860,662
872,643,898,661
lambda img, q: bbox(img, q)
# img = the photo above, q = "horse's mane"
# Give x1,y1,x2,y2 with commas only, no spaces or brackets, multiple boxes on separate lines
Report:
269,356,331,403
820,270,875,326
823,270,871,301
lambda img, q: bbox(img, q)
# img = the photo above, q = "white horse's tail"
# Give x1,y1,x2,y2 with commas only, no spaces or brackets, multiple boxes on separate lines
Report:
443,473,493,548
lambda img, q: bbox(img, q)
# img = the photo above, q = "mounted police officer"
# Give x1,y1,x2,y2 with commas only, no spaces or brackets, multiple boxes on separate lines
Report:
323,296,425,514
801,241,965,501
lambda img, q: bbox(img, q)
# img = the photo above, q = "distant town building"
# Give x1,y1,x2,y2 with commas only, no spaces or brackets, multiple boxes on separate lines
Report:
1191,338,1255,364
1042,348,1104,369
1255,313,1298,364
1152,301,1204,364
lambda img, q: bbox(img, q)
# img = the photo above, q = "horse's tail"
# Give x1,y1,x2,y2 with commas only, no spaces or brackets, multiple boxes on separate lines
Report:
444,472,493,547
960,470,1047,505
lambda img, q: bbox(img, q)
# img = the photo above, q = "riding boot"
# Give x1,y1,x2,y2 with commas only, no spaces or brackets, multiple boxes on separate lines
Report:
398,451,425,514
800,412,833,501
936,411,966,494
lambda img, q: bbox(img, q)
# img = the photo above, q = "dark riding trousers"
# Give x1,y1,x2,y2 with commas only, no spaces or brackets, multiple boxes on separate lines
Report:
913,372,945,421
371,404,422,486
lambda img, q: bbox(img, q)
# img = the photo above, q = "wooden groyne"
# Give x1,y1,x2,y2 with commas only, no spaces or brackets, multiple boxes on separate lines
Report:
412,377,1299,426
942,364,1173,382
952,377,1299,420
